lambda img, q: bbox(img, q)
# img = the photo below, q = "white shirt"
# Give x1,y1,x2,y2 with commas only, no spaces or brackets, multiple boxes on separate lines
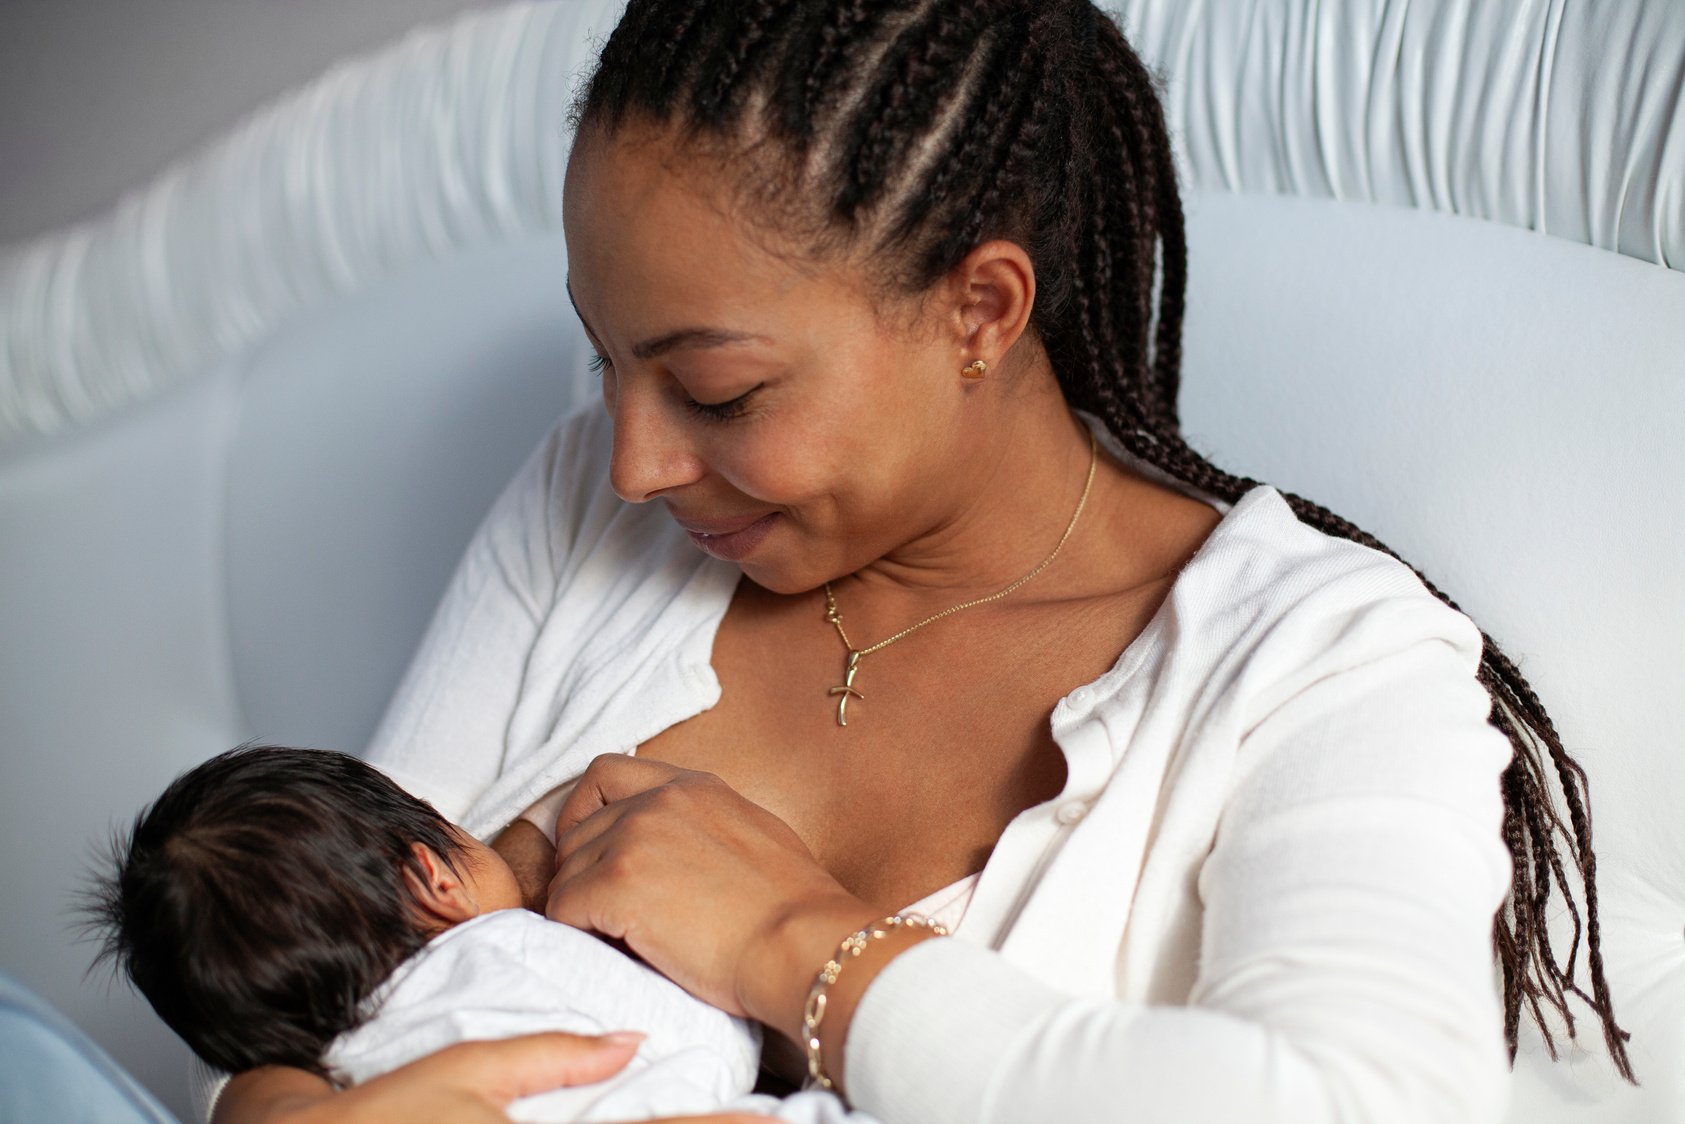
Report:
365,404,1516,1124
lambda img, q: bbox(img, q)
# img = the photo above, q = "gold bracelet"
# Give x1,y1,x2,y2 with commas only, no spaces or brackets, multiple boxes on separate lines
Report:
802,912,950,1093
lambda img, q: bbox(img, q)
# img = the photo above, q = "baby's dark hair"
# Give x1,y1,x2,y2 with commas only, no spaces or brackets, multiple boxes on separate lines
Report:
83,745,467,1077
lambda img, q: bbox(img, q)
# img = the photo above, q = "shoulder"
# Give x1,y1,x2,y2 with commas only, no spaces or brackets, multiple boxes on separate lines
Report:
1162,486,1491,724
1197,486,1480,653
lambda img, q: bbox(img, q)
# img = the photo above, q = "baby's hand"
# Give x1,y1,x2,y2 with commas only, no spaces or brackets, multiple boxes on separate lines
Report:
491,818,558,913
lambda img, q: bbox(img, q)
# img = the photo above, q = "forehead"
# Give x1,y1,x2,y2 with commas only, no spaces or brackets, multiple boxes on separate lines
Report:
561,124,873,333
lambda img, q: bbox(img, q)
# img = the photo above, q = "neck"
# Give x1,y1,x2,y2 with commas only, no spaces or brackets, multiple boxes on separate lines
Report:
841,374,1104,621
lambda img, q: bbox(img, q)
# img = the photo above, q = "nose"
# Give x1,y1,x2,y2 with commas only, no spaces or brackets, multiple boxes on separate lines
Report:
608,386,706,503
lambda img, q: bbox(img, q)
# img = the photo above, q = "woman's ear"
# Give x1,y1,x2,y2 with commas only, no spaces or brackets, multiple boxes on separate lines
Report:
949,239,1037,368
404,841,478,931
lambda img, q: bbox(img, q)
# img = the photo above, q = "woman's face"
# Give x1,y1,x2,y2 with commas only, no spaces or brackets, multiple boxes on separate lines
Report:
562,124,991,595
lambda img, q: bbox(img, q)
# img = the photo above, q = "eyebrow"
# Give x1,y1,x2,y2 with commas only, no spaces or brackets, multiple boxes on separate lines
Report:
566,279,770,360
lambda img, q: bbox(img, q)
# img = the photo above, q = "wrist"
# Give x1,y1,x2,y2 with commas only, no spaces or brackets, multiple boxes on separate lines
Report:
745,893,880,1041
806,915,947,1095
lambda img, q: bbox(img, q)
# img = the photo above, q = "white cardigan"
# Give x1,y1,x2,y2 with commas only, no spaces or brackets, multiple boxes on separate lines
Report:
361,404,1515,1124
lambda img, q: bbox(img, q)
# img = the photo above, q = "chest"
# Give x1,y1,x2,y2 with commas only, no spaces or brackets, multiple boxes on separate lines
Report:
636,580,1167,912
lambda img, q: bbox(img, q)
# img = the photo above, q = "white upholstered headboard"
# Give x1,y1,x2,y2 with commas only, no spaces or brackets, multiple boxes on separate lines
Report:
1,1,1679,1119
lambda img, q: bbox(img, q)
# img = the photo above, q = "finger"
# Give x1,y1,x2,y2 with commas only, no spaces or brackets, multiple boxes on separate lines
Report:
550,817,619,891
552,792,635,870
553,753,687,840
429,1031,647,1106
544,844,632,934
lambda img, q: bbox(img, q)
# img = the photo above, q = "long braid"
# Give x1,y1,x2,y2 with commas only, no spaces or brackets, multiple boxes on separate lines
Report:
576,0,1636,1084
1084,51,1151,428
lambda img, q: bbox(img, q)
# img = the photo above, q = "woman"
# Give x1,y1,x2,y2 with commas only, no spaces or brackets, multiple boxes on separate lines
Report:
217,1,1631,1121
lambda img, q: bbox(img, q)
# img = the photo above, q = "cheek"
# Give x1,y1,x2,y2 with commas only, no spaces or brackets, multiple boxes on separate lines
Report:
707,421,894,522
731,441,830,506
699,344,947,526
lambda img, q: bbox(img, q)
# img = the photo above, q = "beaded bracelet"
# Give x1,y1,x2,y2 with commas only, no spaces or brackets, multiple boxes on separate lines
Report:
802,912,950,1093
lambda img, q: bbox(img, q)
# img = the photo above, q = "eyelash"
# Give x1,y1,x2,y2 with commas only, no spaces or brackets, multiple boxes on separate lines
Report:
588,353,759,424
686,385,761,423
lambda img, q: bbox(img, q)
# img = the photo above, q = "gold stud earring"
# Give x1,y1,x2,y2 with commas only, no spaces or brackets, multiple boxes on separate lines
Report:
962,359,988,380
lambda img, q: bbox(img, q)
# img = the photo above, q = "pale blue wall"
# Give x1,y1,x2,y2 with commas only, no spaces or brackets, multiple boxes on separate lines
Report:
0,0,489,246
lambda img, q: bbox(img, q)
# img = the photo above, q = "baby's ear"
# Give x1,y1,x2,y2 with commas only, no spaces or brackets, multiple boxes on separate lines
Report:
404,842,477,932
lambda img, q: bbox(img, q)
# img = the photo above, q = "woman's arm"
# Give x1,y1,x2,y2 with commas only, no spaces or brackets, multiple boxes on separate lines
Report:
541,623,1513,1124
833,633,1514,1124
211,1067,333,1123
212,1034,650,1124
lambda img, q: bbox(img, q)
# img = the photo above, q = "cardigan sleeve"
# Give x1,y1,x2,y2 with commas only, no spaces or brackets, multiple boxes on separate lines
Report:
364,405,605,825
842,615,1516,1124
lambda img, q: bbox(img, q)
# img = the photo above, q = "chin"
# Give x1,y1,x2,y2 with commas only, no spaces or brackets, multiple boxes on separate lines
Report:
737,559,818,597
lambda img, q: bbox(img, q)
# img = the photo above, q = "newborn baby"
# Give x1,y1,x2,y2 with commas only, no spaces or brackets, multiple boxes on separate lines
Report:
88,745,866,1124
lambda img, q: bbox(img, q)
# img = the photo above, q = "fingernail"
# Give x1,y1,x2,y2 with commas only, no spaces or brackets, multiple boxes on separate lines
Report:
601,1031,646,1048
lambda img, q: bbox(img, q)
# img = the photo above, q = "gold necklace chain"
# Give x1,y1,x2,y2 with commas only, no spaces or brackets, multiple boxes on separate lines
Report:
821,428,1099,726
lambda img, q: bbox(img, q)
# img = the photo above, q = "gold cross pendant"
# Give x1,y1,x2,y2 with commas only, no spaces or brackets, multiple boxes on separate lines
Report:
828,650,865,727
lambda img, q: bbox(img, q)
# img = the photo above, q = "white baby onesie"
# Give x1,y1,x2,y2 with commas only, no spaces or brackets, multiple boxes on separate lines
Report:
325,909,876,1124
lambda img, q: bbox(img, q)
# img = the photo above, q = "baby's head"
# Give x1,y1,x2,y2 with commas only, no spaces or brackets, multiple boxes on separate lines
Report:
86,745,522,1076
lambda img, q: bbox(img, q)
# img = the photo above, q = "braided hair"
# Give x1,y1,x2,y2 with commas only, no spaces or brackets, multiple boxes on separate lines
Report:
574,0,1635,1081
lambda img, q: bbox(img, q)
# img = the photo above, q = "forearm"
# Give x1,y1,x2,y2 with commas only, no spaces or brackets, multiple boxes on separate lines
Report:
839,937,1509,1124
211,1067,334,1124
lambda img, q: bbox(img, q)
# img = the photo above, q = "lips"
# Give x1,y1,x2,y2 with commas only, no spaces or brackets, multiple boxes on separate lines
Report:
669,510,781,563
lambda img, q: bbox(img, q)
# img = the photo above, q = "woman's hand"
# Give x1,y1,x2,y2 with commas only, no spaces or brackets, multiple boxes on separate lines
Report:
545,754,881,1038
214,1032,646,1124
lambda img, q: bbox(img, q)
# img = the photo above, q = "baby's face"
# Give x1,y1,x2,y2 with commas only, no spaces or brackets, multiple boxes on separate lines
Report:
452,829,526,915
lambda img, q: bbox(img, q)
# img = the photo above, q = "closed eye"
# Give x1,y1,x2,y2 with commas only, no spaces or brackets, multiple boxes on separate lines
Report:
587,352,758,422
687,383,763,423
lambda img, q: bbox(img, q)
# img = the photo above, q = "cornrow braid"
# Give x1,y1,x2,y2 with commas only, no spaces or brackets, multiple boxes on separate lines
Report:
948,30,1055,255
801,0,903,146
692,0,786,127
836,0,977,217
643,0,713,121
1083,49,1150,421
899,17,1030,267
574,0,1635,1084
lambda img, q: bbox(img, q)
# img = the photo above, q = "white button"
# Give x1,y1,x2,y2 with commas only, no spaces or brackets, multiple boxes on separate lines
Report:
1067,687,1091,708
1055,800,1089,825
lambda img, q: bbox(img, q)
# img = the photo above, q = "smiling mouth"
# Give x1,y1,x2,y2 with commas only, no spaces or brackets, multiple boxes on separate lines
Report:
672,512,780,561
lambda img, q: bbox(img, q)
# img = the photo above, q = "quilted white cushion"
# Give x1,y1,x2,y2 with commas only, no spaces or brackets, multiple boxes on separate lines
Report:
1,2,1679,1119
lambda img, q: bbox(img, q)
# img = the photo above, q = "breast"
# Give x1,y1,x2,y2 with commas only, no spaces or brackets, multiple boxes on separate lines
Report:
635,693,1065,914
